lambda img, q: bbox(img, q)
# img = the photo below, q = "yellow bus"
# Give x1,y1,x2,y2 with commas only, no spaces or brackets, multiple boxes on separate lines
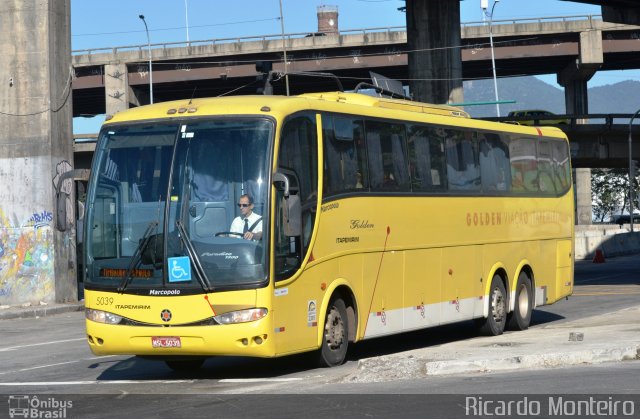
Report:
83,91,574,370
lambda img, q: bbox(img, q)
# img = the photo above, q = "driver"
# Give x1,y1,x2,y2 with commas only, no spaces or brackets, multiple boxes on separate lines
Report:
230,194,262,240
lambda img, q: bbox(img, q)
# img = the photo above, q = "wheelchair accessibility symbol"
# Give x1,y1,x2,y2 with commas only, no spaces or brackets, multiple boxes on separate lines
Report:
168,256,191,282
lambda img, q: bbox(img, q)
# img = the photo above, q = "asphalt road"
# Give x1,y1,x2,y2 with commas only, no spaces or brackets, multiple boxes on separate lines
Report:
0,255,638,417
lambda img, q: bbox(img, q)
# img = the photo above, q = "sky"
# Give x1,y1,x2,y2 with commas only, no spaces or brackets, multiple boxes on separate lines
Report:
71,0,640,133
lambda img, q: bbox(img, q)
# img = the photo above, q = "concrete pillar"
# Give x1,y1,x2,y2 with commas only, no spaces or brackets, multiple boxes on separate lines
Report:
405,0,463,105
558,30,603,115
575,168,593,226
558,30,602,226
0,0,75,305
105,63,130,115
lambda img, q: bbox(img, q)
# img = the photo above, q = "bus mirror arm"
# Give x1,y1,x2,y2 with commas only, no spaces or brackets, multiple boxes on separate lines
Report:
55,169,91,232
273,172,290,198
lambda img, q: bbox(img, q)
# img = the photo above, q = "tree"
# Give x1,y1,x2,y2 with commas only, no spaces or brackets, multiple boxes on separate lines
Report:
591,168,639,222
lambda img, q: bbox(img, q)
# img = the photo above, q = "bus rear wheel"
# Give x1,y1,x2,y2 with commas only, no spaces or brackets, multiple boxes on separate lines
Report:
477,275,507,336
507,272,533,331
318,297,349,367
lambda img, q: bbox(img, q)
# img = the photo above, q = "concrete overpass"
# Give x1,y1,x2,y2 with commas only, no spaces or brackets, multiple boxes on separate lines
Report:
71,15,640,118
566,0,640,24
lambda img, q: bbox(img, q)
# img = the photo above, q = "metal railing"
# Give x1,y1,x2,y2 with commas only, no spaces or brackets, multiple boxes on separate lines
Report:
71,14,602,57
461,14,601,28
484,113,640,126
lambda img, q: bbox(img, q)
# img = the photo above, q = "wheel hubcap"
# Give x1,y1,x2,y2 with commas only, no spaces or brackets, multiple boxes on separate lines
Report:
325,307,344,350
491,286,505,322
517,283,529,318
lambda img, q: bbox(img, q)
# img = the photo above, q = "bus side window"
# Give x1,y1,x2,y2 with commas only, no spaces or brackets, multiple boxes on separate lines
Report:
365,121,410,192
445,129,481,191
275,114,318,281
509,137,539,193
551,139,571,193
537,140,556,195
479,133,511,193
322,115,368,195
407,125,446,192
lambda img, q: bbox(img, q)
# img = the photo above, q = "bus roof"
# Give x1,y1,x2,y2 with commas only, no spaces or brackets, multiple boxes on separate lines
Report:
103,92,566,139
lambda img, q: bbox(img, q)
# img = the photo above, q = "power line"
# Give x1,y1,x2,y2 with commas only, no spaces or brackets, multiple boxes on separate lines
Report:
73,17,280,37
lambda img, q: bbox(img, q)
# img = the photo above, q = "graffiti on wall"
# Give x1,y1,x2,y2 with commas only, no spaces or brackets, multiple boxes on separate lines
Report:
0,159,75,305
0,208,55,304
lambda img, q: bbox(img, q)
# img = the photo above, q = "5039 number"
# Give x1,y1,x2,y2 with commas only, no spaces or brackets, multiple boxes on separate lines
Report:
96,297,114,306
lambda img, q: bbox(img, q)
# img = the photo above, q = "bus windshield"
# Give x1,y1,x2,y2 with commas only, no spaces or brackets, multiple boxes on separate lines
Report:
84,118,273,293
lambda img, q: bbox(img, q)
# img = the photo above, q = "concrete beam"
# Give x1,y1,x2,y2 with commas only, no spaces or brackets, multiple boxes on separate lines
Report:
104,63,129,115
603,5,640,25
558,30,603,115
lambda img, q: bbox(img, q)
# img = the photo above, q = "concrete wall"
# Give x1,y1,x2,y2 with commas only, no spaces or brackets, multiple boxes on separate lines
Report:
575,225,640,260
0,0,75,306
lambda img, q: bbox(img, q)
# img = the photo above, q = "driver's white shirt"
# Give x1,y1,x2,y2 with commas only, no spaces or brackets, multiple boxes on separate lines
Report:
230,212,263,236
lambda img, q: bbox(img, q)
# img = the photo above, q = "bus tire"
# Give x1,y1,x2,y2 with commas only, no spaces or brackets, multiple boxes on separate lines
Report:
506,272,533,331
318,297,349,367
477,275,507,336
165,359,205,372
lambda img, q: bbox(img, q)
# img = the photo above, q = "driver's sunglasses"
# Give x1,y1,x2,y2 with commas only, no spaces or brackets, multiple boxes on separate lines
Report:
237,203,250,208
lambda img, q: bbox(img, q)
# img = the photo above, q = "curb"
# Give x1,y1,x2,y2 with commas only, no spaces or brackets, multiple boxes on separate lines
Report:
0,302,84,321
347,344,640,382
422,345,640,376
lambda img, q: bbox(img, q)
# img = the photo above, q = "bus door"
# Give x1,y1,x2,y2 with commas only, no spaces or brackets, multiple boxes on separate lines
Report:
272,114,319,354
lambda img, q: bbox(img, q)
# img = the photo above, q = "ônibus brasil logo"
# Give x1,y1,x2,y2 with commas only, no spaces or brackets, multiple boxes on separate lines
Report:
8,395,72,418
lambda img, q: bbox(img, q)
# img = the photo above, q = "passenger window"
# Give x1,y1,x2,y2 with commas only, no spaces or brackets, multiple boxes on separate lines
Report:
407,125,446,191
537,140,556,195
365,122,410,192
509,137,539,193
551,140,571,194
445,129,480,191
479,133,511,192
322,115,367,195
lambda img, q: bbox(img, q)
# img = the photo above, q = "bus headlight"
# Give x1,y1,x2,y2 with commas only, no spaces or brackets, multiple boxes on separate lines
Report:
214,308,268,325
86,308,123,325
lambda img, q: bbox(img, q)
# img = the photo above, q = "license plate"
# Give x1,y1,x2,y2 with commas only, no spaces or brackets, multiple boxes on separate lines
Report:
151,336,181,348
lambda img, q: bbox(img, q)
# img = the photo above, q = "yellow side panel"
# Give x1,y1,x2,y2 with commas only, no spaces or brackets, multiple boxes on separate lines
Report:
553,239,574,302
272,260,339,356
365,251,404,333
403,249,443,308
442,246,482,316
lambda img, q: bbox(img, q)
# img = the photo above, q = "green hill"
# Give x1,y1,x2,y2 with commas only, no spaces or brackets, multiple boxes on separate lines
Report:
462,77,640,118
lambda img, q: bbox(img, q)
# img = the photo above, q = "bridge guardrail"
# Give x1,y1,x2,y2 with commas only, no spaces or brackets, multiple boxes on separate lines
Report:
484,113,640,127
71,14,602,57
461,14,600,28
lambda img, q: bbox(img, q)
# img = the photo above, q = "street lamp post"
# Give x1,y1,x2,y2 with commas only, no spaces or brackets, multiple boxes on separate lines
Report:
139,14,153,104
278,0,290,96
482,0,500,117
184,0,190,43
629,109,640,232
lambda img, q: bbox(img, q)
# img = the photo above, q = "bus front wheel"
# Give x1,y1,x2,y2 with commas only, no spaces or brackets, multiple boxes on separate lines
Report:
477,275,507,336
318,297,349,367
507,272,533,331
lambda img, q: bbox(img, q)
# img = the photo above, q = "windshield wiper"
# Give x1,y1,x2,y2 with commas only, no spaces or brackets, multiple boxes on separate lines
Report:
117,221,158,293
175,219,214,292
